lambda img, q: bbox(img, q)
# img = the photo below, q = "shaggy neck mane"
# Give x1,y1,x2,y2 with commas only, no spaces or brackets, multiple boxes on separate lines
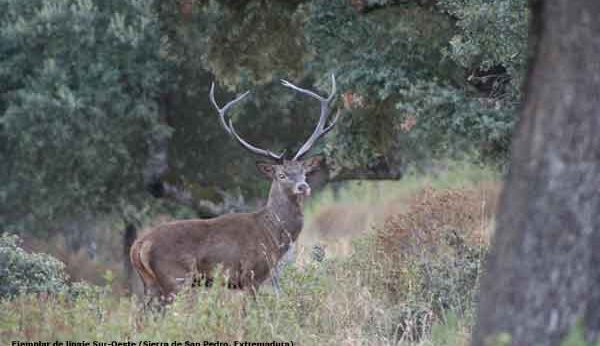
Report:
257,181,304,250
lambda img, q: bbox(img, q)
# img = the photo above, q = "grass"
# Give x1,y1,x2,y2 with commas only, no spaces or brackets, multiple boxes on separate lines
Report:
0,161,500,345
0,256,474,345
300,160,499,259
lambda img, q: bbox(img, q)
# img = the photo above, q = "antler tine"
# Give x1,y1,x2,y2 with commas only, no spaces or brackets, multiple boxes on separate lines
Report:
209,82,250,134
322,108,341,134
209,82,283,161
281,74,337,160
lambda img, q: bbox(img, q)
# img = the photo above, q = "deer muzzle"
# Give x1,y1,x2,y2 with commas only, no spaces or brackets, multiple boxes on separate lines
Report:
294,182,311,196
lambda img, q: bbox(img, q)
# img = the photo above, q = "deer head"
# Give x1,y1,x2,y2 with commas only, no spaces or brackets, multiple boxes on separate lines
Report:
256,157,322,197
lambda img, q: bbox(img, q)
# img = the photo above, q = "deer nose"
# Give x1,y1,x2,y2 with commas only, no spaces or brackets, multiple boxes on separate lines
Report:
295,182,311,196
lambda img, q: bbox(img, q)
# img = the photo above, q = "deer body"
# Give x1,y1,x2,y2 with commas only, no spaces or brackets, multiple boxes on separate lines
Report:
130,75,337,302
131,177,307,297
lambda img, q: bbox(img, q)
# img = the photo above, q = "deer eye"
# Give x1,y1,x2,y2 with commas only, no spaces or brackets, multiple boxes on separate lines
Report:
278,173,286,180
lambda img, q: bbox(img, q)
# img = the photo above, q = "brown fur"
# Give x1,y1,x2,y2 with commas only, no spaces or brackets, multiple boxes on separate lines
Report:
130,159,321,301
129,240,157,287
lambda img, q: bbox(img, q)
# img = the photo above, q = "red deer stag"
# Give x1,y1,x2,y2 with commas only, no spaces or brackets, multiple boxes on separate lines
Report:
130,75,338,302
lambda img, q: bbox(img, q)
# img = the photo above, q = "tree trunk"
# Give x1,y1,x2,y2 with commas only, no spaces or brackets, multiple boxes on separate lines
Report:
472,1,600,345
123,223,139,295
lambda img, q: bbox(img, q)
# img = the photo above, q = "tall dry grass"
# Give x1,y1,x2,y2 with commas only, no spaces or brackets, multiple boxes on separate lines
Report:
300,162,499,260
1,162,501,345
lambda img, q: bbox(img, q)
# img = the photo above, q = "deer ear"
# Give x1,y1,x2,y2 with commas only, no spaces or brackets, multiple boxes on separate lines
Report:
256,162,276,178
302,155,323,174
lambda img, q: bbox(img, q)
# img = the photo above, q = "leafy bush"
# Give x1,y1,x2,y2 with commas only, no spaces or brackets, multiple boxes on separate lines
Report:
393,80,516,164
302,0,522,173
440,0,528,102
0,233,68,298
0,0,170,233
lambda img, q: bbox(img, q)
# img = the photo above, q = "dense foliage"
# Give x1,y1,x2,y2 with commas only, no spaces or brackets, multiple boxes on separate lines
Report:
441,0,527,102
0,233,68,298
152,0,527,210
0,0,527,234
180,0,526,179
0,0,169,233
303,0,524,172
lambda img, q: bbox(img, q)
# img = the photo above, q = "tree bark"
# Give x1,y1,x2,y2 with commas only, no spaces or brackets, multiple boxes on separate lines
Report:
122,223,138,295
472,1,600,345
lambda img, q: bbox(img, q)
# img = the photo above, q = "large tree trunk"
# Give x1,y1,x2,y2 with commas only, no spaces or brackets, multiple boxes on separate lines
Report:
472,1,600,345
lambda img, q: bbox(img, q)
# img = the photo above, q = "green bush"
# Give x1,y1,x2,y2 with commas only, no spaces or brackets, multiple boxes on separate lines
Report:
440,0,528,102
0,0,170,233
0,233,68,298
302,0,521,173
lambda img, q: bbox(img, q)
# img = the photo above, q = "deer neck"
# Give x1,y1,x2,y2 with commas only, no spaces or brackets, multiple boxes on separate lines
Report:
260,181,304,248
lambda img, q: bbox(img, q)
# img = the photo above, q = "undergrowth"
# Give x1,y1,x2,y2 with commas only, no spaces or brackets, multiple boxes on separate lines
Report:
1,162,498,345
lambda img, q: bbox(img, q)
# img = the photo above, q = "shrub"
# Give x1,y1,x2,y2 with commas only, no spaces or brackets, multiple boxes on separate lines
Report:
354,183,499,342
0,0,170,233
0,233,69,298
380,183,499,253
0,175,499,344
439,0,528,102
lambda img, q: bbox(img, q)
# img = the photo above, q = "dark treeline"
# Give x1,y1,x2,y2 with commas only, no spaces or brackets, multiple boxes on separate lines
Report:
0,0,526,236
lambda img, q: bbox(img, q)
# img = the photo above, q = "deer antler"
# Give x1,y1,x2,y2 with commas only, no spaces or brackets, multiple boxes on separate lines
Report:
280,74,338,160
209,83,285,161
